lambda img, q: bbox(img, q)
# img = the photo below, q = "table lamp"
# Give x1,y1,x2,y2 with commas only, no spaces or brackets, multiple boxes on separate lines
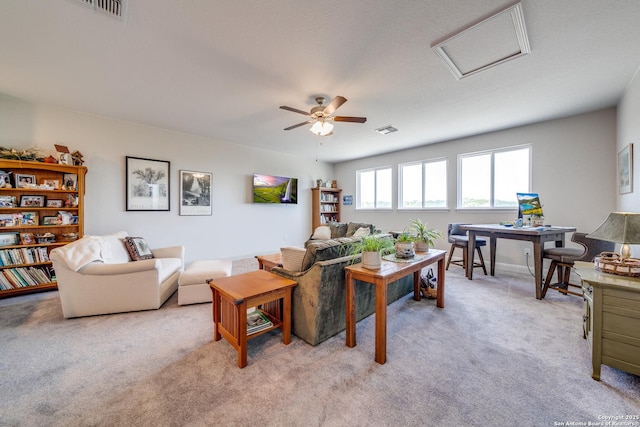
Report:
587,212,640,259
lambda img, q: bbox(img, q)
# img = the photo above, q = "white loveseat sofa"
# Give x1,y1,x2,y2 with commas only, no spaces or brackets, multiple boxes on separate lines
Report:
50,231,185,318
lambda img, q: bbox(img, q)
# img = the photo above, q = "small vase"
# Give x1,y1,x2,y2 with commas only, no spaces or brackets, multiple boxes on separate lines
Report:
414,240,429,252
362,251,381,270
395,241,415,258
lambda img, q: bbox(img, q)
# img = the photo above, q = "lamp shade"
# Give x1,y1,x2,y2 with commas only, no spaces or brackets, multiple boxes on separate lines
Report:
587,212,640,244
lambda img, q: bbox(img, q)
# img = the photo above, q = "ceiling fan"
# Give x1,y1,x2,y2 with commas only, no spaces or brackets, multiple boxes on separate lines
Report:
280,96,367,136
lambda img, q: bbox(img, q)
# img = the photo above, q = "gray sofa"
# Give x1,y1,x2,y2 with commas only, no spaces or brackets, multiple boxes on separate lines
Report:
271,222,413,346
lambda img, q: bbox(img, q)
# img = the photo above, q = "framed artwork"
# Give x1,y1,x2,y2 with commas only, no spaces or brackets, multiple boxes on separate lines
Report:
618,144,633,194
63,174,78,191
0,171,13,188
41,216,60,226
43,179,60,189
15,174,36,188
126,156,170,211
179,170,212,216
46,199,64,208
20,195,45,207
19,232,35,245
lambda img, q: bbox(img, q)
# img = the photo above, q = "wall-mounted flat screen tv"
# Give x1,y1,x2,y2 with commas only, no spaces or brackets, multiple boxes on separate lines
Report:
253,174,298,204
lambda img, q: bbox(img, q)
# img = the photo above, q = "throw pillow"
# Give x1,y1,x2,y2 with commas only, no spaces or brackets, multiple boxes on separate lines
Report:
280,247,306,272
328,222,348,238
346,222,374,237
123,236,154,261
352,227,371,238
311,226,331,240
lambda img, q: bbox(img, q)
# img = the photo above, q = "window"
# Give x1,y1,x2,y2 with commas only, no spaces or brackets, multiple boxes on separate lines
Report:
458,145,531,209
356,167,392,209
399,159,447,209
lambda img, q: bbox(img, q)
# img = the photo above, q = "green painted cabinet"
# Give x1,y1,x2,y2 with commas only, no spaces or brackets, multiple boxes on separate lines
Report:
576,262,640,381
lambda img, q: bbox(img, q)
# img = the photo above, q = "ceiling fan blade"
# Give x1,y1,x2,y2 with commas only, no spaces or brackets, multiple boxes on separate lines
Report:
280,105,311,116
323,96,347,116
284,120,313,131
332,116,367,123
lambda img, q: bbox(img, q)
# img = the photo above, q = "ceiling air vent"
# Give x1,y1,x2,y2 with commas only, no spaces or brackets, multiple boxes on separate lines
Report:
73,0,127,21
375,125,398,135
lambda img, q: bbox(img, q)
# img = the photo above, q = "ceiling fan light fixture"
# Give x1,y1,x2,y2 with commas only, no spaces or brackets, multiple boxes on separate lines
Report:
310,120,334,136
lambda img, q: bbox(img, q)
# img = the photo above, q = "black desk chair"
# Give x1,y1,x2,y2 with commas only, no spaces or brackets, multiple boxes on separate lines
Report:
446,223,488,275
542,232,614,297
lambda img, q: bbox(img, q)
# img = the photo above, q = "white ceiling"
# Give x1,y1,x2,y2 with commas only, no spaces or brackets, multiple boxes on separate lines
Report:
1,0,639,163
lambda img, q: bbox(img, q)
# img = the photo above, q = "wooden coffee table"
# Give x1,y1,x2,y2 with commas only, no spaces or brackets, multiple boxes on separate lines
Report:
208,270,296,368
344,249,446,364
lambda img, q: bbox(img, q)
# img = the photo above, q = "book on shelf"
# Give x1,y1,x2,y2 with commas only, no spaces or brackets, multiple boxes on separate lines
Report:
246,308,273,335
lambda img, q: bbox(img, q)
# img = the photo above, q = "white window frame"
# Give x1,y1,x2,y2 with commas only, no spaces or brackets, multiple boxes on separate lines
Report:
457,144,532,210
398,157,448,210
356,166,393,210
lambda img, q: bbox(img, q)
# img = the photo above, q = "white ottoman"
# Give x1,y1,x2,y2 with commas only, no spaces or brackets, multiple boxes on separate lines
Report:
178,259,233,305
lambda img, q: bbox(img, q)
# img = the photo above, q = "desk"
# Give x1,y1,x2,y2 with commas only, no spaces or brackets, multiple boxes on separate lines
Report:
344,249,445,364
459,224,576,300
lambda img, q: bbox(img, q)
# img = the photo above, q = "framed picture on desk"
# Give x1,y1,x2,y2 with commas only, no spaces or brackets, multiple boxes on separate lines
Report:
618,143,633,194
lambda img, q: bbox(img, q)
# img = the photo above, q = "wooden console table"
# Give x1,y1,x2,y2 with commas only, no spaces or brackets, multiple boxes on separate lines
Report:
209,270,296,368
575,262,640,380
344,249,446,364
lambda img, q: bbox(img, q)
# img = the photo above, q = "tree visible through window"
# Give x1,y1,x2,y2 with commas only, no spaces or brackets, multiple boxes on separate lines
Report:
458,146,531,209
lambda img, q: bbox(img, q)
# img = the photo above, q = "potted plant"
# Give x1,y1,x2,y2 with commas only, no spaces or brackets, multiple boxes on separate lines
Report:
348,235,394,270
409,218,443,252
395,231,415,258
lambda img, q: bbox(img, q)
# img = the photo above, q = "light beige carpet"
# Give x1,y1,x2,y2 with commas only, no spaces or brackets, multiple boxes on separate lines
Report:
0,259,638,427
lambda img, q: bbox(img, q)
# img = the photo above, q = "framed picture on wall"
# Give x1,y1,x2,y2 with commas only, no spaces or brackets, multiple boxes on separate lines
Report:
126,156,170,211
618,143,633,194
179,170,212,216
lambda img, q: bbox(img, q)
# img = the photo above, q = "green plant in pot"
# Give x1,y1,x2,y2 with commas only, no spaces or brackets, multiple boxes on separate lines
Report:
348,235,394,270
395,231,415,258
409,218,443,252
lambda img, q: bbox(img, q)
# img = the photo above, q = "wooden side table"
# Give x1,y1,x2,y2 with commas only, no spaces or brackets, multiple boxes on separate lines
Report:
255,253,282,271
208,270,296,368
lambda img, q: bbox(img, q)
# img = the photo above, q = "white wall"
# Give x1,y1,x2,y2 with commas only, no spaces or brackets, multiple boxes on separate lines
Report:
617,69,640,213
616,67,640,257
0,95,333,263
0,94,622,270
334,109,618,271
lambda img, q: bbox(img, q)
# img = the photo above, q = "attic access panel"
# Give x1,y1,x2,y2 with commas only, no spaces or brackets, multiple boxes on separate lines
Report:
432,2,530,79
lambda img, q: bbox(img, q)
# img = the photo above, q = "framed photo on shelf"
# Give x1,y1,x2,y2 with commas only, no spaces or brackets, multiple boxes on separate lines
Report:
0,195,17,207
179,170,212,216
41,216,59,226
618,143,633,194
15,174,36,188
63,174,78,191
0,232,19,246
126,156,170,211
20,212,38,225
43,179,60,189
46,199,64,208
19,195,45,208
0,171,13,188
19,232,35,245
